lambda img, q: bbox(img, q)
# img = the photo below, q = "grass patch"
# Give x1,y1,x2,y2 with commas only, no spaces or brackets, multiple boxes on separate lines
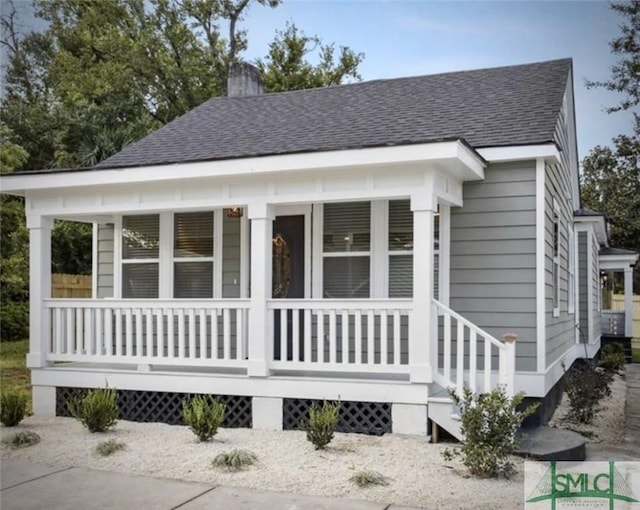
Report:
349,469,390,488
212,449,258,472
1,430,41,449
95,439,125,456
633,348,640,364
0,340,31,412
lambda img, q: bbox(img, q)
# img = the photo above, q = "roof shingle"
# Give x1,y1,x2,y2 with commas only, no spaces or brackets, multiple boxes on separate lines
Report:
99,58,572,169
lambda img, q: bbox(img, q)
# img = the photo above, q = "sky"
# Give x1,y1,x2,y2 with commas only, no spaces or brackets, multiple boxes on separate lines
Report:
238,0,635,160
1,0,636,161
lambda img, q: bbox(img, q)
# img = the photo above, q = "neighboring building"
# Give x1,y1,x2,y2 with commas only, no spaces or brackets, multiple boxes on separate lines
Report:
2,59,637,438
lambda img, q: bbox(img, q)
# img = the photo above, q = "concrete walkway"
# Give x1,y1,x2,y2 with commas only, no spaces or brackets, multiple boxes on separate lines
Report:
0,459,421,510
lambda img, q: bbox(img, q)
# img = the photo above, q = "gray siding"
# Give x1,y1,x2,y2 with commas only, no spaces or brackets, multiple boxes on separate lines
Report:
451,161,537,371
222,214,241,298
578,231,588,341
545,86,577,367
591,236,601,341
97,223,114,298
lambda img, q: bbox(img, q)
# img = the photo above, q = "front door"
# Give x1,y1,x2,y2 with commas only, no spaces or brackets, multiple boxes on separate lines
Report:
273,215,305,360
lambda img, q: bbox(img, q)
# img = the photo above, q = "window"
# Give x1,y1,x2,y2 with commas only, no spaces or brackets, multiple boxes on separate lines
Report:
388,200,413,297
121,215,159,298
567,225,575,314
173,212,214,298
322,202,370,298
552,199,560,317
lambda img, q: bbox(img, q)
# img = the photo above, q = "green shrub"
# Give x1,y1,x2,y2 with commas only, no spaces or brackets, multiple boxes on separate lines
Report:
95,439,125,456
0,302,29,342
600,342,626,372
182,395,225,442
565,361,612,424
0,388,28,426
68,386,119,433
212,449,257,471
300,400,340,450
1,430,40,449
442,386,538,479
349,469,390,488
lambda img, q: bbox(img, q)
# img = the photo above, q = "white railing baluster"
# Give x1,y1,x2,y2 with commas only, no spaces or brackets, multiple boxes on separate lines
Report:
145,309,153,357
199,309,206,360
280,308,287,361
223,308,231,360
125,309,133,356
76,308,83,354
236,309,244,360
329,310,337,364
105,308,112,356
293,309,300,362
84,308,92,355
55,308,63,354
484,335,491,393
167,309,174,358
135,308,143,357
177,309,185,358
443,313,451,381
211,309,219,359
469,330,477,393
341,310,349,363
317,310,324,363
393,310,401,365
304,309,312,362
188,309,196,358
156,309,163,357
66,308,74,354
96,308,103,356
367,310,374,364
456,319,464,395
354,310,362,365
115,309,123,356
380,311,388,365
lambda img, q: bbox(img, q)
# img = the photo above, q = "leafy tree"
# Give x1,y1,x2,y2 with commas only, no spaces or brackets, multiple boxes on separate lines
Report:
586,0,639,120
258,21,364,93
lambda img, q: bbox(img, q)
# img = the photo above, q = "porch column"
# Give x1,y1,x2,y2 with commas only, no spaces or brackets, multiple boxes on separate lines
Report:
410,194,436,383
624,266,634,337
26,215,52,368
247,203,274,377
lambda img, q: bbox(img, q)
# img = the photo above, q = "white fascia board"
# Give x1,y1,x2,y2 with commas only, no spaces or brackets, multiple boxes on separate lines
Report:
0,141,485,194
574,215,608,246
600,254,639,270
478,144,561,165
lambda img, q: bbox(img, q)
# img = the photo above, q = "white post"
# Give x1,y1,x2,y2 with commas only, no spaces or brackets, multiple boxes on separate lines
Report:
409,192,435,383
26,215,53,368
624,266,633,337
502,333,517,397
247,203,274,377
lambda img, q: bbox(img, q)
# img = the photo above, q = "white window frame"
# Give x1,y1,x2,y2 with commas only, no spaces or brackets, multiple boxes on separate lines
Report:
567,223,575,314
116,210,223,299
552,198,561,317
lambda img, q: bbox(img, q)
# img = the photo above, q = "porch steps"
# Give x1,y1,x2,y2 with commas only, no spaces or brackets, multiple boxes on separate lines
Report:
428,384,462,441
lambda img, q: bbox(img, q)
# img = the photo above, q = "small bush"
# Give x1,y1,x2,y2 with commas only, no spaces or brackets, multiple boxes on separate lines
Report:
68,386,119,433
95,439,125,456
600,342,626,372
350,470,390,488
300,400,340,450
182,395,225,442
565,362,612,424
212,449,257,471
2,430,40,449
0,302,29,342
442,386,538,479
1,388,28,426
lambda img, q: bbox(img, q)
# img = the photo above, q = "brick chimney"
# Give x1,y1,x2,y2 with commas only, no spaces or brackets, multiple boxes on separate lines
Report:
227,62,263,97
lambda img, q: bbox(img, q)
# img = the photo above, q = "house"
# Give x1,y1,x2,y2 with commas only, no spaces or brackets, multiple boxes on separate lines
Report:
2,59,637,438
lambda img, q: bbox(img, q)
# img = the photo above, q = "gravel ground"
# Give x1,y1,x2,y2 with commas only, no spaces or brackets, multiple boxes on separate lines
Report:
0,373,627,509
1,416,525,509
548,372,626,445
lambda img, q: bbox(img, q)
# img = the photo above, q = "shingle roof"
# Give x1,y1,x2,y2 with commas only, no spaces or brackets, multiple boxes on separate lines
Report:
98,58,572,169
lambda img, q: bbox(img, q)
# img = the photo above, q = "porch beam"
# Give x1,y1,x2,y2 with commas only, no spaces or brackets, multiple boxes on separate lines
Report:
247,203,275,377
26,215,53,368
409,191,436,383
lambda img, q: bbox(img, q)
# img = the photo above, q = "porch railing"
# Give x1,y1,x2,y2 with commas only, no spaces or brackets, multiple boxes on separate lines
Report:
432,299,515,396
44,299,250,368
267,299,412,374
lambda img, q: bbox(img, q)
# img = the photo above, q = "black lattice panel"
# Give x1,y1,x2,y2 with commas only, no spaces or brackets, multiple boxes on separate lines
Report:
283,399,391,435
56,387,251,428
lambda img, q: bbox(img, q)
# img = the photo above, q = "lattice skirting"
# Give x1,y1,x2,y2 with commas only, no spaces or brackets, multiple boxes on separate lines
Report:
283,399,391,435
56,387,252,428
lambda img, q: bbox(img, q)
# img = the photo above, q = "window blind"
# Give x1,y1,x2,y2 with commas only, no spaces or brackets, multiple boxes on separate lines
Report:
122,263,159,298
323,256,370,298
174,261,213,298
389,255,413,298
323,202,370,253
389,200,413,251
122,215,160,259
174,212,214,258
